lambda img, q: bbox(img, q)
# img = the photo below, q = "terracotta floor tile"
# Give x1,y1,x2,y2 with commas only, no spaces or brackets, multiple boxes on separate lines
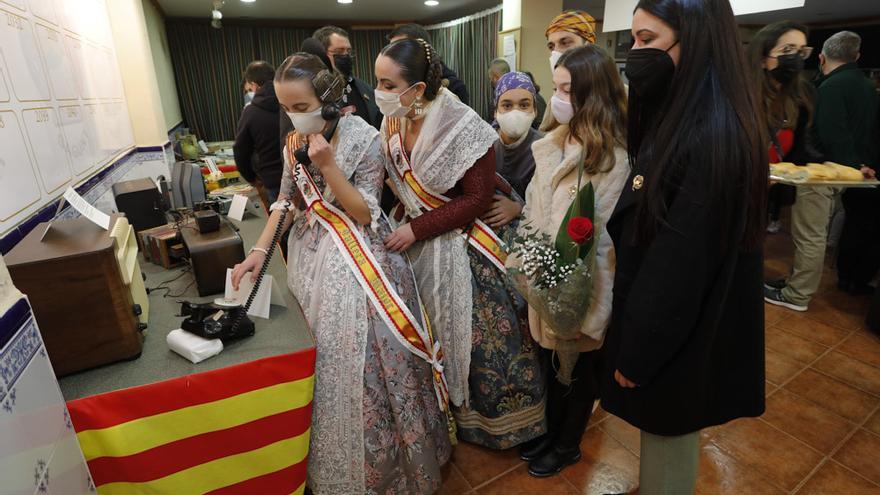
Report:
600,415,641,456
590,405,610,427
819,290,872,314
833,429,880,485
452,442,522,488
710,418,823,491
766,327,829,364
695,443,787,495
837,332,880,369
797,461,880,495
563,427,640,495
475,464,577,495
814,352,880,396
865,409,880,436
765,303,793,327
807,298,867,332
438,463,473,495
761,389,856,453
774,313,851,347
765,348,807,385
785,369,879,423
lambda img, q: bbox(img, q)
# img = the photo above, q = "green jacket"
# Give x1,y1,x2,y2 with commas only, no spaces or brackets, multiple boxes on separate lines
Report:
814,63,879,168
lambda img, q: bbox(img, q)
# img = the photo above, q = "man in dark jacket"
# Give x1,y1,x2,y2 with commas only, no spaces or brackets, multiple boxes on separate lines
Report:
388,23,470,105
233,61,283,203
814,31,880,294
314,26,382,129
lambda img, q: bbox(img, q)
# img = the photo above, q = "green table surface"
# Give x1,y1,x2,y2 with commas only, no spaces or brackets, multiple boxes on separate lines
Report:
59,208,313,401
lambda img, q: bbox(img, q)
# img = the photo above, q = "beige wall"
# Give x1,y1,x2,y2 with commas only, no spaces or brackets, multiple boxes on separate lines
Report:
142,0,182,132
107,0,169,146
517,0,564,104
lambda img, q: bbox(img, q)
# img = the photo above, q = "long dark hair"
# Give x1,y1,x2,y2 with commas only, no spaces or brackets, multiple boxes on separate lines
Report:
629,0,767,251
380,38,445,100
558,45,627,175
747,21,814,130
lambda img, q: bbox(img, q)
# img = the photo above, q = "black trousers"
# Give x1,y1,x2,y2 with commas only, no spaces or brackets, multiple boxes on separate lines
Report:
543,347,602,451
837,188,880,287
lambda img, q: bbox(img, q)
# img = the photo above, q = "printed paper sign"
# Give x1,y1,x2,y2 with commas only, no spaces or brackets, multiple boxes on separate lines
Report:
603,0,805,32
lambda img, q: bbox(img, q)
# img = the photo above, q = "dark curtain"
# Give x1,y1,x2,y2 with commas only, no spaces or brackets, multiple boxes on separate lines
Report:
166,8,500,141
426,8,501,122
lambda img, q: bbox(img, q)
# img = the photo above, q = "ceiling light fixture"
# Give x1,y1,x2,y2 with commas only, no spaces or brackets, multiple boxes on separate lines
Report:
211,9,223,19
425,0,439,5
338,0,353,4
241,0,255,3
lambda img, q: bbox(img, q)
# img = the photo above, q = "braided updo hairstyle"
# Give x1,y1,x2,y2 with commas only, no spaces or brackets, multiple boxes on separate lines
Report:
274,52,345,104
380,38,445,101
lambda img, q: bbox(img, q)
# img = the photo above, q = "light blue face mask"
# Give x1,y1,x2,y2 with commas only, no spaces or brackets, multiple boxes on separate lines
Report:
244,91,255,106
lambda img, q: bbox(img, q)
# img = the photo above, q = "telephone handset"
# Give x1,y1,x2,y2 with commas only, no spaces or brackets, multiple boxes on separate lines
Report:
293,117,340,166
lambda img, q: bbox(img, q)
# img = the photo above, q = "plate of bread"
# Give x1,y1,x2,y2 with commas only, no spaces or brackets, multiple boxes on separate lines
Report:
770,162,878,187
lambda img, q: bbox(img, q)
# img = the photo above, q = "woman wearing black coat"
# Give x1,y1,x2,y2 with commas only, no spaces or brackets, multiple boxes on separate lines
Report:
600,0,767,493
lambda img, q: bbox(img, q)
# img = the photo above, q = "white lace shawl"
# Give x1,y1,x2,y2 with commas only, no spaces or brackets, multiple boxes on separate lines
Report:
378,91,498,408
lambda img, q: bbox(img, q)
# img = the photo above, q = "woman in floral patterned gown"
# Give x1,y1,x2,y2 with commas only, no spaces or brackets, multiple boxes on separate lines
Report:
232,53,450,494
375,38,547,449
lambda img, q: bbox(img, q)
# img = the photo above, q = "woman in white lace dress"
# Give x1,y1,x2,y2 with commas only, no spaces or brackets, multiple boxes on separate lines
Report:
376,39,547,450
232,53,450,495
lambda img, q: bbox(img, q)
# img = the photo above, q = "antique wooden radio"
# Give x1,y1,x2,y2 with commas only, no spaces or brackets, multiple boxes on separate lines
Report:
5,215,147,376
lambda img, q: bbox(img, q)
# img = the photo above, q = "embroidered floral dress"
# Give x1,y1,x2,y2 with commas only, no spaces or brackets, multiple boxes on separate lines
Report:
278,114,451,494
381,89,547,450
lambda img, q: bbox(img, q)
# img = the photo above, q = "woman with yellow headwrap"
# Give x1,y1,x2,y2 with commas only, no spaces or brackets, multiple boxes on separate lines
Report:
541,10,598,132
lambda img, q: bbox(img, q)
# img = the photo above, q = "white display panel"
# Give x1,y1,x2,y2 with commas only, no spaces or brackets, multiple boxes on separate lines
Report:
0,9,51,101
0,0,135,236
22,107,72,194
28,0,58,26
34,23,77,100
0,111,41,221
0,65,9,102
59,105,98,176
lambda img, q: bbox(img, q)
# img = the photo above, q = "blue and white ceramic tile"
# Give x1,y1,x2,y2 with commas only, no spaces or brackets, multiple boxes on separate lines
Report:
47,426,95,495
0,298,92,495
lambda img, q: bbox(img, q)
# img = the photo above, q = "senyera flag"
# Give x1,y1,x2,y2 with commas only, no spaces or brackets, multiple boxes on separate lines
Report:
66,348,316,494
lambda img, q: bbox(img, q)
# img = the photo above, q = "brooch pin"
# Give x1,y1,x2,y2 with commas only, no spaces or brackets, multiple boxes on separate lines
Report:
632,175,644,191
568,185,577,199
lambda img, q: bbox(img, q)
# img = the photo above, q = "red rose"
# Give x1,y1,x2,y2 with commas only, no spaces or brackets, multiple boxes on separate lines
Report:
567,217,593,244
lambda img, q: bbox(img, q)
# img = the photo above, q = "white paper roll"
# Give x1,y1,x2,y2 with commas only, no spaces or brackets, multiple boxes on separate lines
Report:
166,329,223,364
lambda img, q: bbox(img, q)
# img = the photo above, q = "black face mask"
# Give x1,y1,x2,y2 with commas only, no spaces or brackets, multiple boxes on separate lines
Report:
625,40,678,100
769,53,804,84
334,54,353,77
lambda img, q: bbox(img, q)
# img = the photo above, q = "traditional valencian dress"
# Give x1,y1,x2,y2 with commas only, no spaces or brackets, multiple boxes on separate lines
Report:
276,114,451,494
381,88,547,449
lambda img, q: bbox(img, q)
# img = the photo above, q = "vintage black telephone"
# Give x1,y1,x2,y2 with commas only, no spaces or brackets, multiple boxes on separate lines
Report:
180,69,341,343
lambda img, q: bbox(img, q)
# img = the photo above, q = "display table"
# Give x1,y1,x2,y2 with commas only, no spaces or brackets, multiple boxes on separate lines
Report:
59,209,315,494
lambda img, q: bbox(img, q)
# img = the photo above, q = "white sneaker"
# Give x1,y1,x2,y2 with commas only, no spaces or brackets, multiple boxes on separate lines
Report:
767,220,781,234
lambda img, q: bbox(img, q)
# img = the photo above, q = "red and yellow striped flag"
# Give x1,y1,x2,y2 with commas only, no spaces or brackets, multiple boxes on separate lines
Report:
66,348,316,494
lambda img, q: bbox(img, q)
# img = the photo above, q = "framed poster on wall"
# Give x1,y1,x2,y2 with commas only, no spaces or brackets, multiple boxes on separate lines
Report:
497,27,521,71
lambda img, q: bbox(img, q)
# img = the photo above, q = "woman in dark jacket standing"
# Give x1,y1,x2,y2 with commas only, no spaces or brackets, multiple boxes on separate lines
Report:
751,22,821,236
601,0,767,493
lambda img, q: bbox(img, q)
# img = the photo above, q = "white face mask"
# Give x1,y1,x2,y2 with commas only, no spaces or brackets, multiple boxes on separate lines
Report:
374,84,417,118
549,50,564,73
244,91,255,106
287,107,325,136
496,110,534,139
550,94,574,125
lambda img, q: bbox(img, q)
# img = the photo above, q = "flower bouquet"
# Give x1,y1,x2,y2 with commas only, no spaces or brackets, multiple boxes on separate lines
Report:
506,155,598,382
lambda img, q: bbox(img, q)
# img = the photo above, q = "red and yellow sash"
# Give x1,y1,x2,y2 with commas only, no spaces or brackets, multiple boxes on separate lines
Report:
385,117,508,272
283,133,449,411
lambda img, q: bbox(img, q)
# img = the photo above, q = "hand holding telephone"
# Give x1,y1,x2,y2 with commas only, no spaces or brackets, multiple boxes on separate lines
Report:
293,118,339,166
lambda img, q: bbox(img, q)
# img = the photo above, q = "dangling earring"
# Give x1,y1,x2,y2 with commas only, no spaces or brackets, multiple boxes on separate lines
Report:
413,96,426,116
